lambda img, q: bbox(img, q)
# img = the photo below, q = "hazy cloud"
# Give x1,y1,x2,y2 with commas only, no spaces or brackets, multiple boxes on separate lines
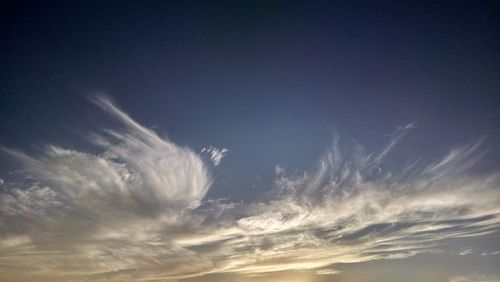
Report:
0,98,499,281
316,269,341,275
481,250,500,256
459,249,474,256
450,273,500,282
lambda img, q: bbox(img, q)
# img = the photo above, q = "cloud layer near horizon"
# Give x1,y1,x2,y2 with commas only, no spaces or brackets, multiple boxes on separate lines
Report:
1,98,499,281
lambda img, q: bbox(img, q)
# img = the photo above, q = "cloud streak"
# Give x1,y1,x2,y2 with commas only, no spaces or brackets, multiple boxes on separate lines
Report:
0,97,499,281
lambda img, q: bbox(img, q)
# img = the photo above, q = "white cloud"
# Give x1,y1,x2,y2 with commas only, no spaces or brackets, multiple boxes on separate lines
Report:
0,99,499,281
481,250,500,256
201,145,228,166
0,96,212,280
450,273,500,282
274,164,285,175
459,249,474,256
206,138,499,275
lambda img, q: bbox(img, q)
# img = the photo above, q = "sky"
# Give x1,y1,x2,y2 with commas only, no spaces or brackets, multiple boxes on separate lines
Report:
0,1,499,281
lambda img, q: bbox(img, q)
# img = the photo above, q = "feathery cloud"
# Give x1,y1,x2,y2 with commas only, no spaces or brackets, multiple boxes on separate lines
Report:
201,146,228,166
0,98,499,281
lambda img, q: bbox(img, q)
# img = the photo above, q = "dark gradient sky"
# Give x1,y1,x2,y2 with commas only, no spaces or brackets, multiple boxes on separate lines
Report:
1,1,499,281
2,1,500,187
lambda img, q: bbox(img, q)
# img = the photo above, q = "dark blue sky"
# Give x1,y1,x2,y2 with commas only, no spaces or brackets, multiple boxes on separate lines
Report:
1,1,499,196
2,1,499,202
2,1,499,200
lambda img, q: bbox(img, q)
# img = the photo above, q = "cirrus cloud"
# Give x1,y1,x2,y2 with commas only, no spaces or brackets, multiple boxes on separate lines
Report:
0,97,499,281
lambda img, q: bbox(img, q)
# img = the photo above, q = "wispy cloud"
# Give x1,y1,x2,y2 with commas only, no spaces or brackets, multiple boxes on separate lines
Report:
0,96,212,280
0,97,499,281
481,250,500,256
459,249,474,256
316,269,341,275
450,273,500,282
201,146,228,166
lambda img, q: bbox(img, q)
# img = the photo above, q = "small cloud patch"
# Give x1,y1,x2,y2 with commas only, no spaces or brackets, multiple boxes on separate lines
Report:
201,146,228,166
